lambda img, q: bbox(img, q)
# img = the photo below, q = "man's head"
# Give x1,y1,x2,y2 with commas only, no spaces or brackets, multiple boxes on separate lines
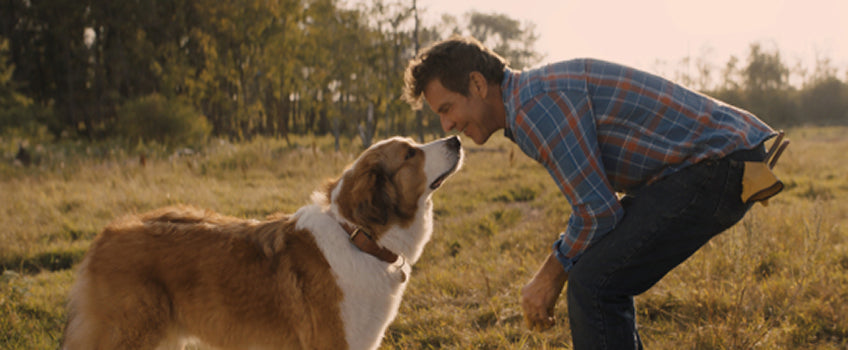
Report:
402,35,507,110
402,36,509,145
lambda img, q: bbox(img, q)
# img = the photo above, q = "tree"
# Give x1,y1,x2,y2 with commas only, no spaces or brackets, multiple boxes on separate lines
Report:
467,12,541,69
741,43,796,126
743,43,789,92
358,0,414,138
799,56,848,125
1,0,547,142
0,0,91,138
0,37,29,134
0,38,24,109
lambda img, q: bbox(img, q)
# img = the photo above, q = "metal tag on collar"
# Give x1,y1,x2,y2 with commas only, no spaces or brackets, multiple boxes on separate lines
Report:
349,227,373,241
349,227,361,241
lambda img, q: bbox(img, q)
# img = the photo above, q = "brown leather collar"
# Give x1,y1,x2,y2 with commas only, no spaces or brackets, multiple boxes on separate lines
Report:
340,223,400,264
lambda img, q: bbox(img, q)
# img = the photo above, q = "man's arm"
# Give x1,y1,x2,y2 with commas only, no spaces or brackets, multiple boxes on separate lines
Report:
521,251,569,331
512,89,624,273
509,68,622,330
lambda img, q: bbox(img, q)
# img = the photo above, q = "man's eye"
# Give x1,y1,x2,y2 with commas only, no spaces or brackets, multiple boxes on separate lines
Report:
405,148,417,160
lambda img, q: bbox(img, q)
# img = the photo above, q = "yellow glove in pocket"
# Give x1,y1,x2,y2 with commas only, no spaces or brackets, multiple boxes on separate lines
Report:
741,131,790,206
741,162,783,204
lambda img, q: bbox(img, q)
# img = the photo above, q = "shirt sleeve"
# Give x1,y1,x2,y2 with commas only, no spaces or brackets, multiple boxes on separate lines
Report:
513,90,624,272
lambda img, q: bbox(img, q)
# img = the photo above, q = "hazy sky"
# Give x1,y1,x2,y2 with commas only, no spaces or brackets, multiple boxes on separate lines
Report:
414,0,848,76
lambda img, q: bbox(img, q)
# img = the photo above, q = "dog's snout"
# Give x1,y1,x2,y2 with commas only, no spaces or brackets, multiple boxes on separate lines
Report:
446,136,461,151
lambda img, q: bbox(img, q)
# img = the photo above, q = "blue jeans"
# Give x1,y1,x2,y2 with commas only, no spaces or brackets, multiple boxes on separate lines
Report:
567,146,765,349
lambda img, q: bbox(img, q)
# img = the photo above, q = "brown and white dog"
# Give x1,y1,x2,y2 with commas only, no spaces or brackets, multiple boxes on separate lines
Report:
62,136,463,350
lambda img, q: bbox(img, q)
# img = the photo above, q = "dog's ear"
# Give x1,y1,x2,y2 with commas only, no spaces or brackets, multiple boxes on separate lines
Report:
392,178,418,221
352,167,393,226
338,155,394,227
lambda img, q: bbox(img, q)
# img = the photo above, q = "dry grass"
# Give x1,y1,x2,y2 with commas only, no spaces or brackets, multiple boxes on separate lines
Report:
1,127,846,349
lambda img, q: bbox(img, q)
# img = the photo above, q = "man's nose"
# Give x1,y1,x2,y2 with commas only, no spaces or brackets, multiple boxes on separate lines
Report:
440,114,455,133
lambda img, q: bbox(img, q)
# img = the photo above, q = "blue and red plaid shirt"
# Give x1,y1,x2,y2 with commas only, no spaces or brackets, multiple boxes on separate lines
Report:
502,58,776,272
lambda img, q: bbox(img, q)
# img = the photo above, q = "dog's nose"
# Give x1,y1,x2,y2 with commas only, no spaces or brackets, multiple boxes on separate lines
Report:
446,136,461,151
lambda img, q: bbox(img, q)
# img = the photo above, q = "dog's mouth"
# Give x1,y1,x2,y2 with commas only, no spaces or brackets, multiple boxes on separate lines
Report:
424,136,464,190
429,161,460,190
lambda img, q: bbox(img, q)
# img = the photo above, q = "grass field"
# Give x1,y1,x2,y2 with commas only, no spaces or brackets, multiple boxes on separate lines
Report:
1,127,847,349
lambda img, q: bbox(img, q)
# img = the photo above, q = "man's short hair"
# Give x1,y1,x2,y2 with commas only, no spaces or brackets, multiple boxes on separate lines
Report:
402,35,508,110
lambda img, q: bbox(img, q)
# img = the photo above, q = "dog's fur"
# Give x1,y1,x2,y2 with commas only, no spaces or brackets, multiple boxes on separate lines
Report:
62,136,463,350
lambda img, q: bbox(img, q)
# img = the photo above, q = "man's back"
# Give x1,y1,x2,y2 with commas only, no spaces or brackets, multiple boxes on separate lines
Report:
503,58,775,192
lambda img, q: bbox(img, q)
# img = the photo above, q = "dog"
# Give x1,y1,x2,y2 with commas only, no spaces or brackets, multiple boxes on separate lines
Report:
62,136,463,350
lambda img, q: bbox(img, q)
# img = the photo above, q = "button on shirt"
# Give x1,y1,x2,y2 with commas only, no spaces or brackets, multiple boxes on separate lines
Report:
501,58,776,272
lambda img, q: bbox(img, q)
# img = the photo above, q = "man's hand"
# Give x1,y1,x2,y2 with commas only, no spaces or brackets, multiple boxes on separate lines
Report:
521,252,569,331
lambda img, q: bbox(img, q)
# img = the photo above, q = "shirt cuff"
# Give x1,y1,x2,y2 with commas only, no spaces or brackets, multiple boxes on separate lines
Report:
552,239,581,273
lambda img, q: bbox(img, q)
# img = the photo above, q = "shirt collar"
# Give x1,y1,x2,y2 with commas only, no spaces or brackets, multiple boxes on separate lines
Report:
501,67,519,141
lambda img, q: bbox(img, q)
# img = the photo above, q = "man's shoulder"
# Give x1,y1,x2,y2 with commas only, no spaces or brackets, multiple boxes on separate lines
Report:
524,58,590,77
507,59,592,105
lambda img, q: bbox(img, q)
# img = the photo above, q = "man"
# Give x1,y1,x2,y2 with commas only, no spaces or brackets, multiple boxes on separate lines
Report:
402,36,779,349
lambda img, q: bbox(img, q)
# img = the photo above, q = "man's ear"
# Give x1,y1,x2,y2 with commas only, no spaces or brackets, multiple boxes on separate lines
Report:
468,71,488,98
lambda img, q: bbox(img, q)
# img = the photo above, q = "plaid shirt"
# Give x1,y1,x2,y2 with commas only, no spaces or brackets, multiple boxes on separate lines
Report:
502,58,776,272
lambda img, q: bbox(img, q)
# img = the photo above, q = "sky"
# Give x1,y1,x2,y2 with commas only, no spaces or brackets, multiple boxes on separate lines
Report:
413,0,848,79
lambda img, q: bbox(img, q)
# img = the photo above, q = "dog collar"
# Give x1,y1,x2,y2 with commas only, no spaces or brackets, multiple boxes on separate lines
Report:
340,223,402,265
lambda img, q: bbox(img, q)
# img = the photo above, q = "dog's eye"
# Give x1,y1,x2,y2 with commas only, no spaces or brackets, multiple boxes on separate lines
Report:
405,148,417,160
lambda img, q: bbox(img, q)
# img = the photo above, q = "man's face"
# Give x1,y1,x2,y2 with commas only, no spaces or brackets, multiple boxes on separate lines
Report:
423,77,498,145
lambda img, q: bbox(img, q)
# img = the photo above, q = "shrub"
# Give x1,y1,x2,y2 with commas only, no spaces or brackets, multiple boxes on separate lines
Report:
115,94,211,149
0,104,55,141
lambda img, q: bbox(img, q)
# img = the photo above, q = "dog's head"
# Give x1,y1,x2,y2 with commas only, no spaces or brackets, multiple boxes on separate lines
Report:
327,136,463,236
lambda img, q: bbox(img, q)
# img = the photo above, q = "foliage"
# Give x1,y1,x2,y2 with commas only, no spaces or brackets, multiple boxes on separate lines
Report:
115,94,211,149
0,39,24,109
467,12,542,70
706,43,848,127
1,0,847,144
799,56,848,125
738,43,796,126
0,101,56,142
0,38,57,142
0,0,545,142
1,127,848,349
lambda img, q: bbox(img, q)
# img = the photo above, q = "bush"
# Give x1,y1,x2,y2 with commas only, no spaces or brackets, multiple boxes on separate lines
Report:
0,104,55,141
115,94,211,149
